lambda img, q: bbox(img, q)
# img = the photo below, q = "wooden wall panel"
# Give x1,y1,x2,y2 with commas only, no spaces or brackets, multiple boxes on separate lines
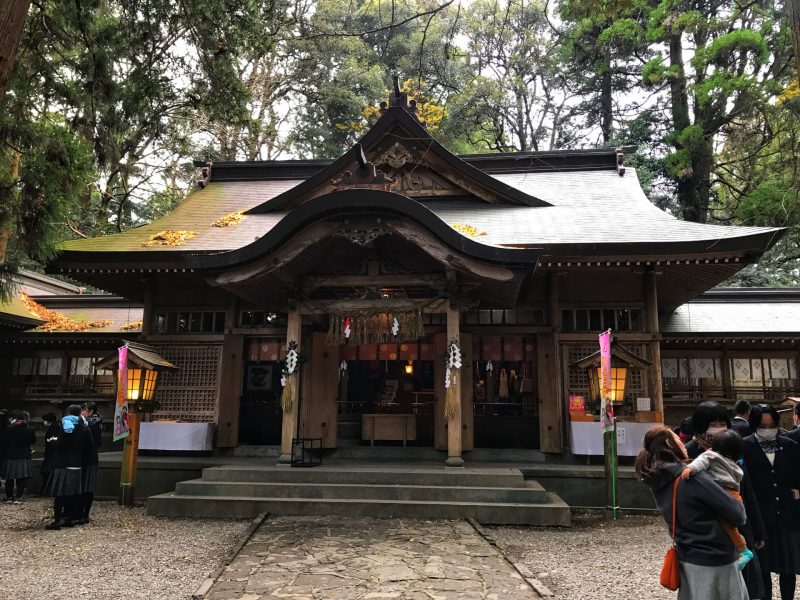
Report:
216,334,244,447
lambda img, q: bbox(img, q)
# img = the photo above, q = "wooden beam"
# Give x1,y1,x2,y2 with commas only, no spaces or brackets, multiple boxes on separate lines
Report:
297,298,447,314
445,301,464,467
300,273,448,289
278,305,301,463
645,270,664,418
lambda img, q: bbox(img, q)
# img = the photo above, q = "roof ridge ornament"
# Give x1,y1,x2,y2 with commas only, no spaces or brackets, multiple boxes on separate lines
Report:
197,161,213,188
615,148,625,177
378,75,422,125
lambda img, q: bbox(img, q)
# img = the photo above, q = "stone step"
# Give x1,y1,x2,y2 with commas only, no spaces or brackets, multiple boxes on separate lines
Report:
174,480,551,503
146,493,571,526
199,465,527,488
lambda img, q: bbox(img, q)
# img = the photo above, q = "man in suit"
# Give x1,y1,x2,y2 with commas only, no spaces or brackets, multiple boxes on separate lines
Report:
784,403,800,443
731,399,753,437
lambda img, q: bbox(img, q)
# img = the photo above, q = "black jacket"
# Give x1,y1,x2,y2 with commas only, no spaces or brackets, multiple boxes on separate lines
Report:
731,417,753,438
2,422,36,460
783,427,800,444
40,422,60,473
52,421,93,469
644,462,746,567
84,417,101,466
742,434,800,529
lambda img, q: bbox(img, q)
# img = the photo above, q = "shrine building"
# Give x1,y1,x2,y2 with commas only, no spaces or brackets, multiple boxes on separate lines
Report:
2,91,798,465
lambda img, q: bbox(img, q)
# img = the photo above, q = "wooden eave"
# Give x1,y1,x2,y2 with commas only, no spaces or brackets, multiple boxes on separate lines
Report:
571,341,653,369
245,107,551,213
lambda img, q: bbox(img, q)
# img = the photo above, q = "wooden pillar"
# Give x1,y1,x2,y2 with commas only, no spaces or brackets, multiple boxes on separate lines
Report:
645,270,664,418
141,277,156,339
460,333,474,452
538,271,563,452
445,301,464,467
278,305,301,464
720,344,733,401
302,332,339,448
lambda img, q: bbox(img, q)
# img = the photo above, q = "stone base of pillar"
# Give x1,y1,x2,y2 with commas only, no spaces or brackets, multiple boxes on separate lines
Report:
277,454,292,465
445,456,465,468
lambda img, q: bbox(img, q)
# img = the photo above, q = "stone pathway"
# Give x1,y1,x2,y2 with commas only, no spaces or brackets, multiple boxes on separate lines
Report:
204,516,540,600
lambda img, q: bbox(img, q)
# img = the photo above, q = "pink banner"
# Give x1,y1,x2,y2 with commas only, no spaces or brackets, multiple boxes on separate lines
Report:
599,331,615,432
114,346,130,441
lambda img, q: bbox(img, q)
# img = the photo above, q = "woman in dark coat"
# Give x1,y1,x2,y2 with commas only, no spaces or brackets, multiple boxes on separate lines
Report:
637,426,748,599
1,410,36,503
684,400,767,599
743,404,800,600
44,404,93,530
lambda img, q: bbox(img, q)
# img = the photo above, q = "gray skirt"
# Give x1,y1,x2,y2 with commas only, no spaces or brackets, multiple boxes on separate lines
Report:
81,464,97,494
45,468,83,497
677,560,748,600
1,458,33,480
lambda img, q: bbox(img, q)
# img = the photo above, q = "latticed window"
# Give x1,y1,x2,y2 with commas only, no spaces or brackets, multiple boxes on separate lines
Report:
149,344,222,422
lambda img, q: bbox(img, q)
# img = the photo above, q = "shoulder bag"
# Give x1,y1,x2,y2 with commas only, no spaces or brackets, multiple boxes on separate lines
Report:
659,477,681,591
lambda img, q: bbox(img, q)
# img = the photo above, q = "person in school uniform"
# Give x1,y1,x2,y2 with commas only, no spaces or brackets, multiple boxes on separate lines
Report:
744,404,800,600
79,402,102,523
44,404,93,530
39,412,59,491
1,411,35,503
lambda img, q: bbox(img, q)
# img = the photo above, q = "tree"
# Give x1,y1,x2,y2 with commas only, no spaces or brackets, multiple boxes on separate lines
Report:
0,0,30,102
643,0,793,223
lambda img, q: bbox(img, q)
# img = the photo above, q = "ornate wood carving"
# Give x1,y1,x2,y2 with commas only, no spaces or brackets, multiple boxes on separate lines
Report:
331,144,396,191
333,226,390,247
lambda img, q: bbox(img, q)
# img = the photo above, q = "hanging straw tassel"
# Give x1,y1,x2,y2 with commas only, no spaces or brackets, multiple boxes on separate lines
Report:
281,376,294,413
444,371,458,421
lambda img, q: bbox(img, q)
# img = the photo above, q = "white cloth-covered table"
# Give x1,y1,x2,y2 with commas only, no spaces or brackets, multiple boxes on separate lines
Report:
139,422,215,451
569,421,661,456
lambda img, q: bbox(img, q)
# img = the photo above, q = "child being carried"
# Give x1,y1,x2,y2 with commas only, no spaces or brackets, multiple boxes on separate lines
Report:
681,428,754,570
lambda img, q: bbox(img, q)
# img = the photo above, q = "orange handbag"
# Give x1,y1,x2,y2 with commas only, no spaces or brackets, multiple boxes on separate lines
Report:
660,477,681,591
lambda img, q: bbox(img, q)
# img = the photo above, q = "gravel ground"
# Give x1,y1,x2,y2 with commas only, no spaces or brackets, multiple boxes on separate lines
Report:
0,497,250,600
489,512,783,600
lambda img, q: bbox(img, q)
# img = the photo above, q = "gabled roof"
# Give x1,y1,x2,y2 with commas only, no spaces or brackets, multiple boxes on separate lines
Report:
245,106,551,213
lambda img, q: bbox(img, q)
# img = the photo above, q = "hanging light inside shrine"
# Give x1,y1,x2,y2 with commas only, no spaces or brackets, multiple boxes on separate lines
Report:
405,360,414,375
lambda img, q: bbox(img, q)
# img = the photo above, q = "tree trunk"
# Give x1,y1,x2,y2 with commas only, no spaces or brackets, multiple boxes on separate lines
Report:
668,34,702,221
684,136,713,223
789,0,800,80
600,66,613,143
668,35,691,133
0,0,31,104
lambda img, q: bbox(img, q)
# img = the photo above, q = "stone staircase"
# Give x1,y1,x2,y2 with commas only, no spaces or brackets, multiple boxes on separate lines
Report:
147,464,571,526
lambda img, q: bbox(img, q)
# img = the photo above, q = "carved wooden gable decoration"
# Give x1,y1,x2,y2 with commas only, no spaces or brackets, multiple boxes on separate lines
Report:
246,106,549,214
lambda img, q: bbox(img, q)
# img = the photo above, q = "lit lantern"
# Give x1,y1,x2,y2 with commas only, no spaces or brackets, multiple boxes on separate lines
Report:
405,360,414,376
572,339,652,406
126,368,159,402
588,366,628,404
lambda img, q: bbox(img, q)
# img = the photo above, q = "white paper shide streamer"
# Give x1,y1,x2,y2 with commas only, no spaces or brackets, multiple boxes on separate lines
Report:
444,341,462,421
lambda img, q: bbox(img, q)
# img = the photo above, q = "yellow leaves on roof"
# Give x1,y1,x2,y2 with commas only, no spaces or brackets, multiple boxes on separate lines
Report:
19,294,113,332
120,320,143,332
141,230,197,247
212,211,246,228
451,223,487,237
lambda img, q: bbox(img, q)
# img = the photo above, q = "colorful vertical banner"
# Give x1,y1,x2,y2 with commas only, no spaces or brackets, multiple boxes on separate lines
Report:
599,330,615,433
113,345,130,441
